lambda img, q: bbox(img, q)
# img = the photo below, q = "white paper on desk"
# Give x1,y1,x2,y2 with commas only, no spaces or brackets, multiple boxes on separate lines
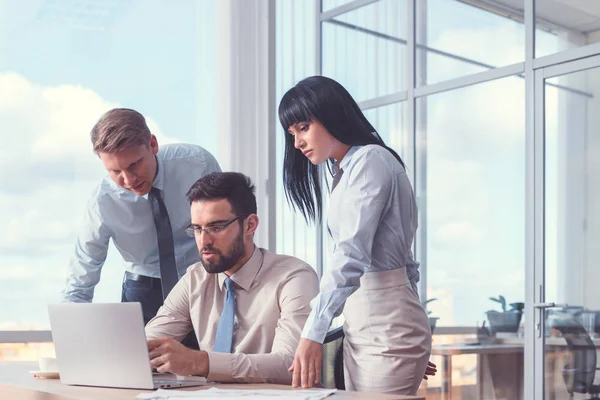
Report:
137,387,337,400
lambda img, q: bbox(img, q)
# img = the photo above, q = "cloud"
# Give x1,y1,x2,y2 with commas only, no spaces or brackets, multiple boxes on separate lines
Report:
431,20,524,72
0,265,35,280
0,71,177,193
413,20,529,325
435,221,485,245
425,159,492,222
423,77,525,160
0,183,92,255
0,72,179,257
0,73,185,326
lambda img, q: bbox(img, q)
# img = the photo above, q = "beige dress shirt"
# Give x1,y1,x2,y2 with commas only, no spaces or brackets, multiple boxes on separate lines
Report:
145,247,319,384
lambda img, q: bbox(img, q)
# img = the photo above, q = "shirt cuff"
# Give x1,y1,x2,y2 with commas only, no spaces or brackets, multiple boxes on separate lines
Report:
300,309,331,344
205,351,233,382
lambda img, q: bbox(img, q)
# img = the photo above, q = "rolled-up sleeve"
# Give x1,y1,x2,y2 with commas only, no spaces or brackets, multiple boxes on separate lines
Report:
206,267,319,384
62,201,111,303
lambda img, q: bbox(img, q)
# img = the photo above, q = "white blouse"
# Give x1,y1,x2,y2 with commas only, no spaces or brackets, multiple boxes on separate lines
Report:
302,145,420,343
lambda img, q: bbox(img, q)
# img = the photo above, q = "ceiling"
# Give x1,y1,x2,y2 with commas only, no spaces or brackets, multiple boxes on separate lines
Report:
464,0,600,35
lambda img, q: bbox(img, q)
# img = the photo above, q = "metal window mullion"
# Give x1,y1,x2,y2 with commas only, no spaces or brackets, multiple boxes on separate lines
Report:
357,91,408,110
406,0,421,300
316,0,324,278
533,66,546,400
541,54,600,80
524,0,538,399
414,0,429,301
267,0,276,251
319,0,378,21
533,42,600,71
414,62,525,98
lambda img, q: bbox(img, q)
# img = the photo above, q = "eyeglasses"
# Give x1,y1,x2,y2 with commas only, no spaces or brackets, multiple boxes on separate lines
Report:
185,214,248,238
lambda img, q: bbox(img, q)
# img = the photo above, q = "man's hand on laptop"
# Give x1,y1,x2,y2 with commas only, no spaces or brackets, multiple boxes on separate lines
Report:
148,337,209,377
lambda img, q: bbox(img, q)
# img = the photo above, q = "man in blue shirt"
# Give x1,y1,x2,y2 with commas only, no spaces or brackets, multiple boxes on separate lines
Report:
62,108,221,328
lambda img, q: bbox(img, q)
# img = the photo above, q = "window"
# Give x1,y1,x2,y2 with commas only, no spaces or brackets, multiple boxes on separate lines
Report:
417,0,525,86
418,77,526,326
322,0,408,102
275,0,319,270
544,68,600,307
0,0,218,333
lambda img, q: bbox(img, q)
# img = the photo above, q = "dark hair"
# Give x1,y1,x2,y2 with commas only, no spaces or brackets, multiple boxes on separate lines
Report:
186,172,257,216
91,108,151,153
278,75,405,223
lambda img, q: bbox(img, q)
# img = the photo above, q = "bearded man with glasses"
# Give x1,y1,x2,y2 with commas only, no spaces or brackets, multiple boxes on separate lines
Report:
144,172,319,384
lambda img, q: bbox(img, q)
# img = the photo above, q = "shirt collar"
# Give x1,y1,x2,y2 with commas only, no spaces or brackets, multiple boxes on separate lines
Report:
140,154,165,200
217,246,262,292
152,153,165,192
338,146,361,171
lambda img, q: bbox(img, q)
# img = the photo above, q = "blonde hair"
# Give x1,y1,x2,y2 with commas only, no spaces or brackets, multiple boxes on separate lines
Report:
91,108,151,153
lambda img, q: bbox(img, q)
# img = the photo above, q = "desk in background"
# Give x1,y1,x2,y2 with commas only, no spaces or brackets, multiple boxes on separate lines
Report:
0,362,424,400
432,343,524,400
432,336,600,400
501,336,600,400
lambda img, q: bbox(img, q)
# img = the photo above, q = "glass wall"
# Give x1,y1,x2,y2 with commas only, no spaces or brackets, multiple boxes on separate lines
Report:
0,0,218,357
419,77,525,328
543,65,600,399
322,0,408,101
275,0,319,269
310,0,600,398
417,0,525,86
363,102,409,169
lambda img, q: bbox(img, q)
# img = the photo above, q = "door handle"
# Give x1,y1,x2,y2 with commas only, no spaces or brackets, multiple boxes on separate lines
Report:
533,302,568,337
533,302,568,309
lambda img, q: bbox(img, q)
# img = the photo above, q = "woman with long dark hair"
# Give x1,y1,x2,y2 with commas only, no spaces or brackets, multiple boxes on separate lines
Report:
279,76,433,395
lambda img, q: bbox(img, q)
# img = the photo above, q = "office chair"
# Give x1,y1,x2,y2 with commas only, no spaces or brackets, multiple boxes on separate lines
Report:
321,326,345,390
551,318,600,399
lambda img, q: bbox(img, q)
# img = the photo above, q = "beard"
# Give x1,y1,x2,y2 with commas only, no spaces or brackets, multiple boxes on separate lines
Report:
200,229,245,274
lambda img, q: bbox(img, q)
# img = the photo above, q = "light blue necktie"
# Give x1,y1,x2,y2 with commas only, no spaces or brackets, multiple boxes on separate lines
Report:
214,277,236,353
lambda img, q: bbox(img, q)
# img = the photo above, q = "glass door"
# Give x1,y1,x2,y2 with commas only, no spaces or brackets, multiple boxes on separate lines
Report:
534,54,600,400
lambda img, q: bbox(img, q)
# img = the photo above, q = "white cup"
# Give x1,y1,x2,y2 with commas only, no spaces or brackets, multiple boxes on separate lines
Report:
38,357,58,372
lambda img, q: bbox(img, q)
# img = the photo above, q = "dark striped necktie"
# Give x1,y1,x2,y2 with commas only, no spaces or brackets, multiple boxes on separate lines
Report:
148,187,179,300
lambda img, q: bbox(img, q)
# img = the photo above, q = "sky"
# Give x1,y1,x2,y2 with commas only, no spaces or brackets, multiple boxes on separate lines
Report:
0,0,217,328
0,0,590,330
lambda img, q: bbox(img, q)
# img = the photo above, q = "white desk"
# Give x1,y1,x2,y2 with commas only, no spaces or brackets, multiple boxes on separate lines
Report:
0,362,424,400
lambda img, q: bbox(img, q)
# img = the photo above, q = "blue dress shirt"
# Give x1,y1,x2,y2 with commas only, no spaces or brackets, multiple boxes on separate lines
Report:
301,145,420,343
62,143,221,302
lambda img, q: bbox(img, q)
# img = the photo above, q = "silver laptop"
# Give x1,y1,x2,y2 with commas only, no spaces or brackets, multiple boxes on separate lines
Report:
48,302,206,389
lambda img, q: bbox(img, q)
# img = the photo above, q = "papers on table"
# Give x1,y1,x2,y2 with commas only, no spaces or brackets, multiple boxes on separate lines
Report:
137,387,337,400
